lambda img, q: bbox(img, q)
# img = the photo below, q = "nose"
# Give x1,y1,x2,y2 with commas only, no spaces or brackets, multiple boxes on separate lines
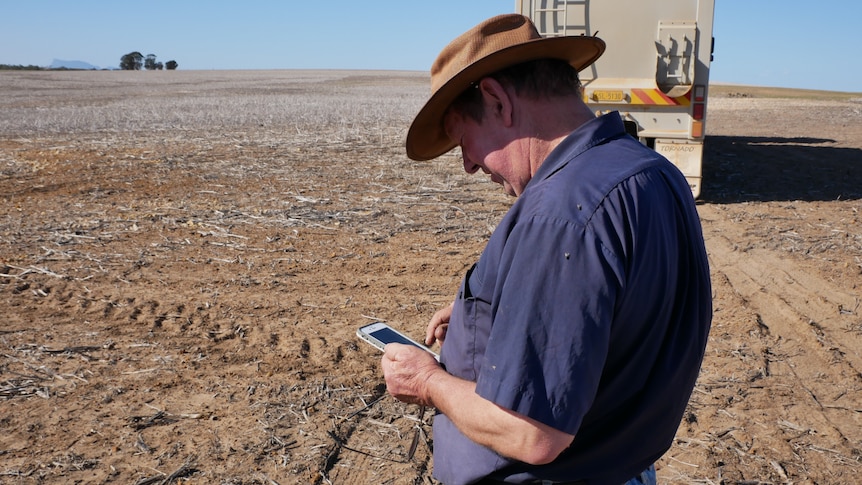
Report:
461,148,481,174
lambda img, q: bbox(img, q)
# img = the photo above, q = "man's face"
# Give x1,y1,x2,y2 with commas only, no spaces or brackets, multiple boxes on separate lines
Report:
442,108,529,197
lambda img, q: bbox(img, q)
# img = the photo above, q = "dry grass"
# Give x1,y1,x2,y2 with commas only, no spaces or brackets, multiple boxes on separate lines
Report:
710,83,862,101
1,70,861,484
0,70,427,143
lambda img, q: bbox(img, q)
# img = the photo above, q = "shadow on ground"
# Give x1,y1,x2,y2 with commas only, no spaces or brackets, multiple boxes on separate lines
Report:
700,135,862,203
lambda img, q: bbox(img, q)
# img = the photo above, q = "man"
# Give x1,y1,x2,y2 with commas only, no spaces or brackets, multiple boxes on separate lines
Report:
382,14,712,485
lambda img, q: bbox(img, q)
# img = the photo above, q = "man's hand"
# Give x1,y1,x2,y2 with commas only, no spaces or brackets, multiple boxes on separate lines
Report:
425,301,454,347
382,343,442,406
383,340,575,465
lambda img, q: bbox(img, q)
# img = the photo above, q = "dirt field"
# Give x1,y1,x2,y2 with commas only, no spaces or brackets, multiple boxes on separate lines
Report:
1,70,861,484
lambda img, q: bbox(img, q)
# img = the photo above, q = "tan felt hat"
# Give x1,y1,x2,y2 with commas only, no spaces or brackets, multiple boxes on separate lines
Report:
405,14,605,161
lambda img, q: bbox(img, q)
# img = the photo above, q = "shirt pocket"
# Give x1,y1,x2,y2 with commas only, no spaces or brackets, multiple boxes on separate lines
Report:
441,264,493,381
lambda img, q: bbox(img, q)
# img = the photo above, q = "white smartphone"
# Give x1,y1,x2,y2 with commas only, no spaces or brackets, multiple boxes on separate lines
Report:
357,322,439,360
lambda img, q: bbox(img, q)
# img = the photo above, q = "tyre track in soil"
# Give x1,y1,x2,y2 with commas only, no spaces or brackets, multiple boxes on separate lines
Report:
698,203,862,453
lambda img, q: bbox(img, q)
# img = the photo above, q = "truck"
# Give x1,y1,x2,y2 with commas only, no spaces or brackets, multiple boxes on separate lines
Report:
515,0,715,198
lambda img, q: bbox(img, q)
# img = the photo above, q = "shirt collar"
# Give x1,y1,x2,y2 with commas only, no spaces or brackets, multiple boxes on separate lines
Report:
530,111,627,185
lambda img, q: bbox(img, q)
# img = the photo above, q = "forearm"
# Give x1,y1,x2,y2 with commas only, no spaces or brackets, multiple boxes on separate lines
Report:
382,343,574,463
425,367,574,465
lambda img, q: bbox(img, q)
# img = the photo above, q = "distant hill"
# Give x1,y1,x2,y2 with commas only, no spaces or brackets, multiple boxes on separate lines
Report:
49,59,101,70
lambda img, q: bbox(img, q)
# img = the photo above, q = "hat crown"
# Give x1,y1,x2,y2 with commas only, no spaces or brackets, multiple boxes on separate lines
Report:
405,14,604,161
430,15,540,94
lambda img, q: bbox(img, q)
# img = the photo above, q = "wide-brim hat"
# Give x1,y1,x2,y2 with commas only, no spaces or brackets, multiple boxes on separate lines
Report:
406,14,605,161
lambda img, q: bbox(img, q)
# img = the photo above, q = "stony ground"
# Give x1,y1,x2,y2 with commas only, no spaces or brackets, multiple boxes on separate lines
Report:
1,71,861,484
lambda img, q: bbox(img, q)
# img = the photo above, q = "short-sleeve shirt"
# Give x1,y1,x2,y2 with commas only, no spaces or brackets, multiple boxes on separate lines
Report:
432,112,712,485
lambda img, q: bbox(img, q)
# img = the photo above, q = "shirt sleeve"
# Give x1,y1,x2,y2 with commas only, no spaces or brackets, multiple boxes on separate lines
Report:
474,212,623,435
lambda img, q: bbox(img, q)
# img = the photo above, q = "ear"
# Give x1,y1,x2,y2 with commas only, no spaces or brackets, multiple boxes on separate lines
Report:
477,77,514,127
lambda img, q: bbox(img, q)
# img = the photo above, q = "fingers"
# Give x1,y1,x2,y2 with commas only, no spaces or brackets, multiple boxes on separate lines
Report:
382,343,440,406
425,323,439,346
430,324,448,346
426,301,454,346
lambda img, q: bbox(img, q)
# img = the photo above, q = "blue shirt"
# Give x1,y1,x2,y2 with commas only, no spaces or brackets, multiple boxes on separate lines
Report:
433,112,712,485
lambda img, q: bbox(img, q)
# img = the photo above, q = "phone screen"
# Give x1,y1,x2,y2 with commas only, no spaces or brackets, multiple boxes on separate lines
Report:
358,323,438,359
369,326,423,347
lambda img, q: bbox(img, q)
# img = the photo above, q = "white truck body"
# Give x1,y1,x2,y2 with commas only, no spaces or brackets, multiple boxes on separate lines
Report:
515,0,715,197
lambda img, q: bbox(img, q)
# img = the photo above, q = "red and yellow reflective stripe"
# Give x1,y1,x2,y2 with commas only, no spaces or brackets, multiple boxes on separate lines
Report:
629,88,691,106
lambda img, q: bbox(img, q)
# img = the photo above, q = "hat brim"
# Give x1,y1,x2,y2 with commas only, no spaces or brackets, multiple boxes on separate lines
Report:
406,35,606,161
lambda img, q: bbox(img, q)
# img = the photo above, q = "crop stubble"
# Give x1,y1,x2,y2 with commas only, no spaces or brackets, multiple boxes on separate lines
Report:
1,70,861,484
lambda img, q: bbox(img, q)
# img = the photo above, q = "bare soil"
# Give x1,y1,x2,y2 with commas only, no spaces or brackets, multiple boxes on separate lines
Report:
1,71,861,484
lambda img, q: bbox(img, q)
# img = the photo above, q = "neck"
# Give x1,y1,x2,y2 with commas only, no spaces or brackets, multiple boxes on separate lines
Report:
517,95,596,175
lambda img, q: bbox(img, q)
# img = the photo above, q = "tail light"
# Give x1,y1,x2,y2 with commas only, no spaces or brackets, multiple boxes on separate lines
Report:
691,85,706,138
693,102,705,120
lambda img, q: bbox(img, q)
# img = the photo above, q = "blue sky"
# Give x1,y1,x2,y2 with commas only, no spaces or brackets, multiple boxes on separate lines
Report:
1,1,859,92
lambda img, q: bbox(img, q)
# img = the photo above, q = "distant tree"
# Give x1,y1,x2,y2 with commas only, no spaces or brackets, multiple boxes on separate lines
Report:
144,54,158,70
120,52,144,70
0,64,43,71
165,60,178,70
155,62,164,70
